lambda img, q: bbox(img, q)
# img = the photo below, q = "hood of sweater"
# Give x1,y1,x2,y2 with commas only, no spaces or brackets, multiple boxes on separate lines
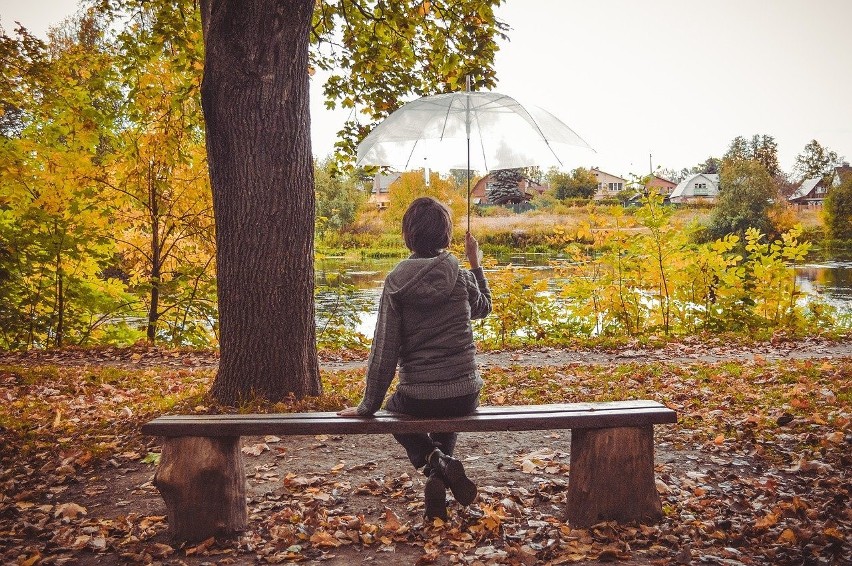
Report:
385,251,459,307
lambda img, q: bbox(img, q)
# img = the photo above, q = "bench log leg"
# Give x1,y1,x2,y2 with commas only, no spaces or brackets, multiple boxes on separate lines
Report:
566,425,663,527
154,436,247,542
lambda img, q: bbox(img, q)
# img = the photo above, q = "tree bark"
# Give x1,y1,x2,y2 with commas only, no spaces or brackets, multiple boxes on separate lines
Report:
153,436,247,542
200,0,321,403
566,426,663,527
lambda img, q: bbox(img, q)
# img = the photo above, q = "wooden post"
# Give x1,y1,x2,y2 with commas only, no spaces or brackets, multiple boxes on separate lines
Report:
153,436,247,542
566,426,663,527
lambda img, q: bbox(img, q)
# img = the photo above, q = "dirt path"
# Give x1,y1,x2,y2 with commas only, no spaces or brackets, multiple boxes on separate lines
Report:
2,335,850,371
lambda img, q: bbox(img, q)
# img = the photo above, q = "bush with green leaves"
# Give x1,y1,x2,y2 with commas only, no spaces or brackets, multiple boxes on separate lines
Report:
705,159,781,241
823,176,852,241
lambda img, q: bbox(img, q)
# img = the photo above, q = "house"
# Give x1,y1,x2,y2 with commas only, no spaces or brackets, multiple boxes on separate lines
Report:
644,174,677,197
470,172,547,205
368,172,401,209
669,173,720,204
591,168,628,200
788,162,852,207
788,177,827,207
830,163,852,188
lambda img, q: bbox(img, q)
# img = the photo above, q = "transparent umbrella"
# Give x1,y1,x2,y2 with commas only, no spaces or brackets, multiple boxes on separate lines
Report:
356,85,594,229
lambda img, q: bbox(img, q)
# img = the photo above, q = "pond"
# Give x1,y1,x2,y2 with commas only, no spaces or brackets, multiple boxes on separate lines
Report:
315,251,852,340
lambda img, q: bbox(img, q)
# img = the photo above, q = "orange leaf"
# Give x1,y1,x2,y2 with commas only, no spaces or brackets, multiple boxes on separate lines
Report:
310,530,341,547
382,507,402,532
754,512,779,529
777,528,797,544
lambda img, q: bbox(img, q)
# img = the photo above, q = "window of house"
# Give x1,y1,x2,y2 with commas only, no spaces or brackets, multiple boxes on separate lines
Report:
693,182,708,195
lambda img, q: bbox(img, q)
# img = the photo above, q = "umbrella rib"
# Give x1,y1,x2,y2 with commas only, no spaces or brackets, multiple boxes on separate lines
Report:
438,95,455,141
510,100,565,168
470,102,490,172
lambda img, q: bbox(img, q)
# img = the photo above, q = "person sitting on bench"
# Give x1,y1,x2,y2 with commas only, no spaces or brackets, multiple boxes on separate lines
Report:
337,196,492,520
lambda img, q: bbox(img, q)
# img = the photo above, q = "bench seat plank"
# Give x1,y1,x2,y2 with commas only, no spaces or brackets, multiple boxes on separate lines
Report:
142,400,676,437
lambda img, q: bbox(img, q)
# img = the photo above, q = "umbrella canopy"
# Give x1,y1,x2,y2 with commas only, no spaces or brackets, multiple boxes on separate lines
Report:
356,91,593,172
355,89,593,229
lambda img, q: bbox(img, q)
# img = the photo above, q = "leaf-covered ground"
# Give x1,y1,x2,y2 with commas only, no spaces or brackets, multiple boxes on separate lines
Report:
1,340,850,565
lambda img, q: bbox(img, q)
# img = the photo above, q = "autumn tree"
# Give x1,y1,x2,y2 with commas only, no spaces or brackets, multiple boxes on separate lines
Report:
550,167,598,200
385,171,466,231
793,139,843,181
102,2,216,346
196,0,505,403
0,16,129,348
313,1,508,166
723,134,780,178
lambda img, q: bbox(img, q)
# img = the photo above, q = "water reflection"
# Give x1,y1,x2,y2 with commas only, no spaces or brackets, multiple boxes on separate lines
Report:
795,261,852,308
316,253,852,340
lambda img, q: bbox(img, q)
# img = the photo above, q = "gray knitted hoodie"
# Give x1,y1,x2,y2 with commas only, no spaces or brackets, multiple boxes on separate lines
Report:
356,251,491,416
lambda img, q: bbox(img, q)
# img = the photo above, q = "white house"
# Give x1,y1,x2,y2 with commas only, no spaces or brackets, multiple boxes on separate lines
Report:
830,163,852,188
590,167,628,200
669,173,720,203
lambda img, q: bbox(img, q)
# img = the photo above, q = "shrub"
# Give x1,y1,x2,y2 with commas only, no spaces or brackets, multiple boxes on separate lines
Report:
823,176,852,240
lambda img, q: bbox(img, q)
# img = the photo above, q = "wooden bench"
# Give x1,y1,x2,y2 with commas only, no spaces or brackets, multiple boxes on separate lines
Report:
142,400,677,541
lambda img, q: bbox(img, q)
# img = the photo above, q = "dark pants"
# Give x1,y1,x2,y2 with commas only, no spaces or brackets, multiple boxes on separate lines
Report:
385,391,480,470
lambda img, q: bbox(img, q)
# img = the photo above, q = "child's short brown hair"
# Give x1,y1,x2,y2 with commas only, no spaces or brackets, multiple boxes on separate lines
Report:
402,197,452,256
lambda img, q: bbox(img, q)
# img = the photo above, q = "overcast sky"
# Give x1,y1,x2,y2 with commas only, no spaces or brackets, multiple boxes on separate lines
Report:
3,0,851,179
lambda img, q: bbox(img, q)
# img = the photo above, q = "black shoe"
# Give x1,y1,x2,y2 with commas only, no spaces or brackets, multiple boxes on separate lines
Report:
424,472,448,520
429,450,477,506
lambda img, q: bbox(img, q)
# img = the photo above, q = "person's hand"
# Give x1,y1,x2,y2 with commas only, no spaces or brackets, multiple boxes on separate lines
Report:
465,231,483,269
337,406,361,417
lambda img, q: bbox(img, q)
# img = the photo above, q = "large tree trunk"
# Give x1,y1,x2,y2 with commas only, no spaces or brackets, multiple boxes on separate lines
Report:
200,0,321,404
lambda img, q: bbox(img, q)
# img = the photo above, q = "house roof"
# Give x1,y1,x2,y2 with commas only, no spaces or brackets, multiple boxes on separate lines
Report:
590,167,627,182
372,172,401,193
670,173,720,199
789,177,822,201
648,174,675,184
835,165,852,185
